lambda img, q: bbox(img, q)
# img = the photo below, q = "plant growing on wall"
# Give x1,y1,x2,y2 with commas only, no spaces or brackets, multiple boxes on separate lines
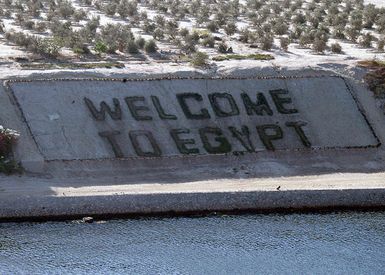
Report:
0,125,21,174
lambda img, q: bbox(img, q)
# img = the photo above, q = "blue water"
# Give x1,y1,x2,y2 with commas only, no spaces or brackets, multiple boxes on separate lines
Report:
1,212,385,274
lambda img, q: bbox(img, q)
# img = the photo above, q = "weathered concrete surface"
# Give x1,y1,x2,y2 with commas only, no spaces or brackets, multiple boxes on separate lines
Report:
0,173,384,221
1,67,385,220
6,76,379,161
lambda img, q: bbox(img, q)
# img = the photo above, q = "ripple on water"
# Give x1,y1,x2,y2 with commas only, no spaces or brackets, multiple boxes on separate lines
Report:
0,212,385,274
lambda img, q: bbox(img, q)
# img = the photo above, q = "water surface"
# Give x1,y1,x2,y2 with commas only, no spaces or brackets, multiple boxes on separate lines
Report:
1,212,384,274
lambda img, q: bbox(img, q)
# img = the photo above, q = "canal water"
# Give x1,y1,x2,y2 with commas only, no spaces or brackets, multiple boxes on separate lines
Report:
1,211,384,274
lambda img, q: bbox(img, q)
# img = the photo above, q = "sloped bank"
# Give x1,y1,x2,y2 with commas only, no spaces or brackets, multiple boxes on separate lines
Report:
1,65,385,221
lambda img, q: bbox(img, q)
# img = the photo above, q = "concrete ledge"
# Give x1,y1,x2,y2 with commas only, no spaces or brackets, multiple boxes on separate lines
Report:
1,173,385,221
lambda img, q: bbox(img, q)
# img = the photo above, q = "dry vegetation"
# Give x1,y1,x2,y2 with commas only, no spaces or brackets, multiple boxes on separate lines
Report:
0,0,384,66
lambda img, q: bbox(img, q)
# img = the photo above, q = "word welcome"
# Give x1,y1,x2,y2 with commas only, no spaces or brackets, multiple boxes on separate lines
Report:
84,89,311,158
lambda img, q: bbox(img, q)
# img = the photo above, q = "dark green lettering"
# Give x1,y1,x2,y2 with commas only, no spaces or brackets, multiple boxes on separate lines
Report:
269,89,298,114
241,93,273,116
125,96,152,121
228,126,255,152
129,130,162,157
176,93,210,120
99,130,124,158
151,96,177,120
84,97,122,121
209,93,240,117
256,124,283,151
286,121,311,148
199,127,232,154
170,128,199,154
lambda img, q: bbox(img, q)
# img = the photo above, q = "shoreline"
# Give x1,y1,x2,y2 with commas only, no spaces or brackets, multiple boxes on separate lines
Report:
1,173,385,222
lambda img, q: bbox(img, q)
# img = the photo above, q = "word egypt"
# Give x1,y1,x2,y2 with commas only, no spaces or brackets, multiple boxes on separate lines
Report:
84,89,311,158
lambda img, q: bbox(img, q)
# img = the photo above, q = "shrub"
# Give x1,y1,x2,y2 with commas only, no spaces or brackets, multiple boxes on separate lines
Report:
22,20,35,30
98,23,134,53
73,43,90,55
35,22,47,33
217,42,232,53
165,20,179,39
239,28,252,43
260,35,274,51
273,19,289,35
359,33,374,48
378,39,385,52
299,33,312,48
153,28,164,40
117,0,130,18
144,39,157,53
179,28,189,38
0,126,21,175
136,37,145,49
363,4,377,29
331,42,342,53
224,22,237,36
280,37,290,51
0,126,19,157
312,38,326,53
190,51,208,67
74,9,87,22
181,36,197,53
58,0,75,19
154,15,165,27
126,39,139,54
206,21,219,33
31,37,62,58
345,27,360,42
104,2,117,16
94,41,108,54
202,35,215,48
0,21,4,33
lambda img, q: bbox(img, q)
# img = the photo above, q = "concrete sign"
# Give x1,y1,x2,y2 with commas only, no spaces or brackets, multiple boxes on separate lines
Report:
7,76,379,161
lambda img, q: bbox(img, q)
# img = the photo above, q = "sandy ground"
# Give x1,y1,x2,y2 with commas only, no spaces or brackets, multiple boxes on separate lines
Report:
366,0,385,8
0,172,383,198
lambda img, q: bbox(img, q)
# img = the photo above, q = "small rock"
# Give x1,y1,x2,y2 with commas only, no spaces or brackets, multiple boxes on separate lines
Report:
82,217,94,223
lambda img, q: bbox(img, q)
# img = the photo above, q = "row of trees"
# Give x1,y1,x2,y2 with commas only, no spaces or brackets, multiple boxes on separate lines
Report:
1,0,385,58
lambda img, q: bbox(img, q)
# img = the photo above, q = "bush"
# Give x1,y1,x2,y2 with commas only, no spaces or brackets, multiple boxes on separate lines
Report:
202,35,215,48
104,3,117,16
94,41,108,54
312,38,326,53
359,33,374,48
58,0,75,19
260,35,274,51
0,21,4,34
217,42,232,53
22,20,35,30
98,23,134,53
224,22,237,36
179,28,189,38
206,21,219,33
144,39,157,53
378,39,385,52
74,9,87,22
31,37,62,58
345,27,360,42
331,42,342,53
0,126,21,175
153,28,164,40
190,51,208,67
154,15,165,27
73,43,90,55
136,37,145,49
280,37,290,51
35,22,47,33
126,39,139,54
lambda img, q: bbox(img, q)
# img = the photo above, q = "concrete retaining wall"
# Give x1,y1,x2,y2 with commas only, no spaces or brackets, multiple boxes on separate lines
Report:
0,68,384,220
